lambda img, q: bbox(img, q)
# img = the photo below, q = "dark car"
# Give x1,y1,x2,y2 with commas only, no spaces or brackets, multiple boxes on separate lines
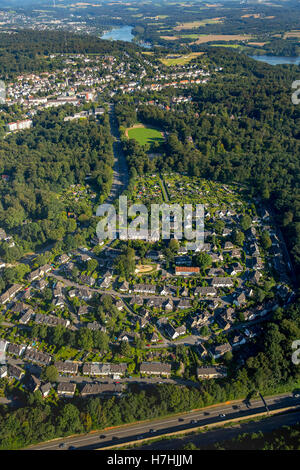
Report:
178,418,184,422
112,436,119,441
203,412,210,416
68,446,76,450
59,443,66,449
99,435,106,439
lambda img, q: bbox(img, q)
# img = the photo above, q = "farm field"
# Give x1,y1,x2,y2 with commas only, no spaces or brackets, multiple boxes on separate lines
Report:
192,34,253,45
160,34,254,45
126,124,165,147
174,18,224,31
283,30,300,39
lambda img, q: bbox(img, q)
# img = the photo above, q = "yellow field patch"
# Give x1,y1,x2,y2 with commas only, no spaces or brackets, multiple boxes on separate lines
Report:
160,52,205,66
160,35,180,40
284,30,300,39
174,18,224,31
241,13,261,19
192,34,253,44
248,42,267,46
135,264,157,274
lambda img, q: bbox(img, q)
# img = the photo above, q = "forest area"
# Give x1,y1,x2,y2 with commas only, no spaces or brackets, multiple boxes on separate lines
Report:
0,107,114,289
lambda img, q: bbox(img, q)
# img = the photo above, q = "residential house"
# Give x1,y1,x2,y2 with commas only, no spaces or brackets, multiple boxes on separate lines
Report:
177,299,192,310
7,343,26,357
0,365,7,378
194,286,217,297
119,281,129,292
211,278,234,288
140,362,171,377
234,292,247,307
41,383,52,398
81,383,123,398
230,334,246,348
130,296,144,306
165,324,186,339
57,383,76,398
230,263,243,275
82,362,127,378
134,284,156,295
54,361,79,375
79,275,95,287
210,343,232,359
175,266,200,276
197,366,227,380
24,348,52,366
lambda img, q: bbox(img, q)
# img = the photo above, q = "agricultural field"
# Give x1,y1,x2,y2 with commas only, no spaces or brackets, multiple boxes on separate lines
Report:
192,34,253,45
126,123,165,147
174,18,224,31
283,30,300,39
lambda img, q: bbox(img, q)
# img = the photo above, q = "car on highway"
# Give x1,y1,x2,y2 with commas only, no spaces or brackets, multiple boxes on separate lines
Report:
112,436,119,441
190,419,197,424
178,418,184,422
68,446,76,450
219,414,226,418
59,443,66,449
149,429,156,433
99,435,106,439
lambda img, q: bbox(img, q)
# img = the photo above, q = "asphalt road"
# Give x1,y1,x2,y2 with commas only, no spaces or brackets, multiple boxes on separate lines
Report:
27,392,300,450
139,408,300,450
104,104,129,205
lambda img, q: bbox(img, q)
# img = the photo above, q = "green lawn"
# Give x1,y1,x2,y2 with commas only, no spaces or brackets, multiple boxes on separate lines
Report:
127,125,165,147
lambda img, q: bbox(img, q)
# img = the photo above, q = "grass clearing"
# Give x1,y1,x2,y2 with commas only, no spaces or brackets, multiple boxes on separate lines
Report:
126,124,165,147
160,52,204,66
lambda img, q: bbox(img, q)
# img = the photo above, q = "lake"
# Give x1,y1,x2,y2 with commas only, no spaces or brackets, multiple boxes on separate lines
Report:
250,55,300,66
101,25,134,42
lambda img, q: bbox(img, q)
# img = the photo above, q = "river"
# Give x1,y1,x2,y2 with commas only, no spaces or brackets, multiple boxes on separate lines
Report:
101,25,134,42
250,55,300,66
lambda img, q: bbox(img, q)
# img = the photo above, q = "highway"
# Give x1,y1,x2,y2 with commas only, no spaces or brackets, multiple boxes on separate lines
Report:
27,392,300,450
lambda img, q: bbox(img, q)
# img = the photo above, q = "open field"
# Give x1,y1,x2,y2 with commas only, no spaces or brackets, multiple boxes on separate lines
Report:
192,34,253,44
284,30,300,39
174,18,224,31
135,264,158,274
241,13,261,19
209,44,245,49
160,35,180,41
248,42,268,46
126,124,165,147
160,52,204,66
